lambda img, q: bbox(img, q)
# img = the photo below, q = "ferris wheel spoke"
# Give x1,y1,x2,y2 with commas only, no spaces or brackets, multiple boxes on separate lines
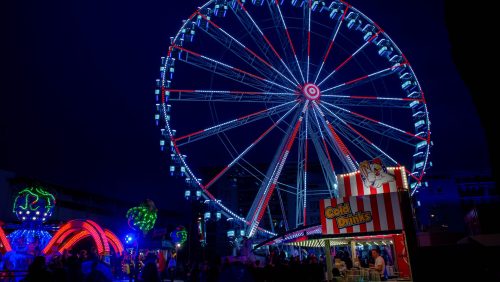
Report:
233,159,298,195
219,134,300,193
246,101,309,237
203,102,300,190
312,102,358,172
309,130,338,198
303,110,309,225
231,0,301,85
320,101,427,145
309,109,338,198
321,120,392,174
267,0,306,83
339,121,413,178
167,89,295,103
229,1,284,72
306,1,312,82
318,114,425,186
320,105,401,166
317,30,382,87
172,45,295,92
327,113,423,184
218,130,299,194
174,100,297,146
332,121,385,163
295,108,309,227
321,94,421,108
217,143,296,196
238,160,298,194
194,11,297,88
313,3,349,84
238,157,302,193
276,188,290,231
321,63,406,94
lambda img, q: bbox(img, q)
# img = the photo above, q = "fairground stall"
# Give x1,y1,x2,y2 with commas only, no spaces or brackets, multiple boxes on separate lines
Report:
255,163,415,281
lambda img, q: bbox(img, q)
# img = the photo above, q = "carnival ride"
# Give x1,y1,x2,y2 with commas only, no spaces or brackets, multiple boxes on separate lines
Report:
156,0,431,238
0,187,123,257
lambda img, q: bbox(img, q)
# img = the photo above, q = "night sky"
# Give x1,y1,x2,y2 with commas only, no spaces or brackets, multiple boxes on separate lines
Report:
1,0,492,210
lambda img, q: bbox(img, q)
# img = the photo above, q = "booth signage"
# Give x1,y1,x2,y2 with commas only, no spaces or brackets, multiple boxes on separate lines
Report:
324,202,373,229
320,192,404,235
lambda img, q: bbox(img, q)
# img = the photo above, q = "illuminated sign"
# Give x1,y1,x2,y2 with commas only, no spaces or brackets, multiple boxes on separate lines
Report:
324,202,372,229
320,192,404,235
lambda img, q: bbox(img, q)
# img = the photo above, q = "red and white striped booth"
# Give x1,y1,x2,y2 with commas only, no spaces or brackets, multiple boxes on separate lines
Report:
317,165,412,279
319,192,404,235
320,166,408,235
336,166,408,198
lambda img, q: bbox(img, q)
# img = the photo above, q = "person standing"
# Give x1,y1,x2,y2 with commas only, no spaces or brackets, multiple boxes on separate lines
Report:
167,251,177,282
370,249,386,281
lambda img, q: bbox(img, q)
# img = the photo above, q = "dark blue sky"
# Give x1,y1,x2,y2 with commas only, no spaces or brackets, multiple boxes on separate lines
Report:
1,0,491,208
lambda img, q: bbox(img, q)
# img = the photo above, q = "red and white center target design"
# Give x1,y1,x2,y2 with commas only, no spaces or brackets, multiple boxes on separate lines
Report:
303,83,321,100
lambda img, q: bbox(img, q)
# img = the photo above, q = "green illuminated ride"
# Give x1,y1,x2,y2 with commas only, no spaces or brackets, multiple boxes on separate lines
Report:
126,199,158,234
13,186,56,223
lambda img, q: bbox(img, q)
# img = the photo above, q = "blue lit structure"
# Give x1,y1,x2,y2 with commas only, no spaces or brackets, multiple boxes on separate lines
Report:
6,186,56,252
7,229,53,252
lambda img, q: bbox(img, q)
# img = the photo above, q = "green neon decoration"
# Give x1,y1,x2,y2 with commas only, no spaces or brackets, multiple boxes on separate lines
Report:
13,186,56,222
170,225,187,246
126,199,158,234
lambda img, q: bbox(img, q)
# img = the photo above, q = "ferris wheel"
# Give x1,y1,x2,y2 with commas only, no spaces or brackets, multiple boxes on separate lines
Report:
155,0,431,238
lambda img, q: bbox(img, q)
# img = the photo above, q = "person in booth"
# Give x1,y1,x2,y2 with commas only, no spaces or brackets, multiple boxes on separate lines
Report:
370,248,386,281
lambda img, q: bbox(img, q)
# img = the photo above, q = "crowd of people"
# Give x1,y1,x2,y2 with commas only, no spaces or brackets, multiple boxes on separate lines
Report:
0,247,179,282
182,252,325,282
180,247,390,282
1,247,114,282
1,246,391,282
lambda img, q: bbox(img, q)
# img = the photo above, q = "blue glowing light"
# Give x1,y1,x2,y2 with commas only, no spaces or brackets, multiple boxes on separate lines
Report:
124,233,135,245
7,229,53,252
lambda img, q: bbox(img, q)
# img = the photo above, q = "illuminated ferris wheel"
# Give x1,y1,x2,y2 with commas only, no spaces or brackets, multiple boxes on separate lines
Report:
155,0,431,237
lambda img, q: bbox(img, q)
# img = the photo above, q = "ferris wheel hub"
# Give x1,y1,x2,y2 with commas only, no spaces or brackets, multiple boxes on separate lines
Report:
302,83,321,101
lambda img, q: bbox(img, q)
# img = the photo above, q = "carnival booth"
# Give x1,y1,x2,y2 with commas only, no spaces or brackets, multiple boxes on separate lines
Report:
256,160,415,281
321,162,412,280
